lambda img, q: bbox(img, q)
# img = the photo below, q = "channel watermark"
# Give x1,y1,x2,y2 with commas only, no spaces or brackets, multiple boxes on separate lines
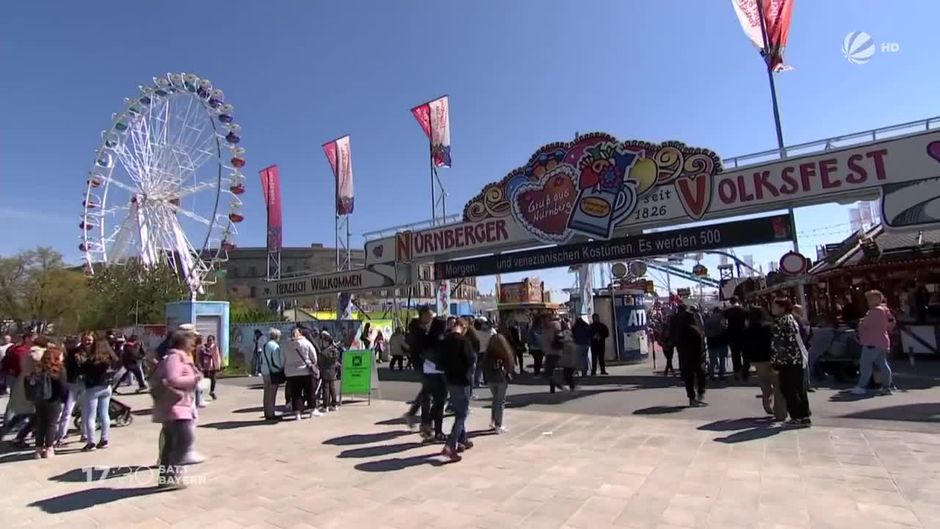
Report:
843,31,900,65
81,465,207,487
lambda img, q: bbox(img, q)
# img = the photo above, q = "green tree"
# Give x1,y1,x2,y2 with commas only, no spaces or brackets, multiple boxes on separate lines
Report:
0,248,89,334
85,260,189,329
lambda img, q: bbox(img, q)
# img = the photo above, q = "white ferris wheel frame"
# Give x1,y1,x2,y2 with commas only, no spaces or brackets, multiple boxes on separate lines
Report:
80,72,246,295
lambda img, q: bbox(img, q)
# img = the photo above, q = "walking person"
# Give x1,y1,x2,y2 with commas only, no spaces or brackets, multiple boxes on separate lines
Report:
374,330,387,364
483,334,514,433
558,322,579,390
259,328,285,421
116,335,148,393
79,335,119,451
198,335,222,400
704,308,729,381
1,333,32,433
151,330,202,489
419,317,448,443
285,327,319,420
437,318,475,462
673,306,707,407
771,298,812,427
852,290,897,395
572,317,592,377
741,307,786,420
527,318,544,375
28,346,67,458
56,334,89,444
507,322,528,375
589,314,610,375
250,329,264,376
724,297,748,380
540,318,568,393
402,307,434,430
360,322,373,350
317,331,341,411
388,326,409,371
2,335,46,446
657,311,676,376
0,334,11,391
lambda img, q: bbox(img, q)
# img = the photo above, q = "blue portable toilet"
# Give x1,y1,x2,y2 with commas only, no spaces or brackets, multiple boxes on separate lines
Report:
165,300,231,366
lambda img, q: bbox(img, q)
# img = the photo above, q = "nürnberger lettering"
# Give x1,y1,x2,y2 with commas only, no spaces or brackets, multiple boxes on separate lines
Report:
413,220,511,256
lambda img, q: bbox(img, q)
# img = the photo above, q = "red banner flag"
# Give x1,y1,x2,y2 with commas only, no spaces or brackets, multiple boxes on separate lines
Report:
258,165,283,251
732,0,795,72
322,136,355,216
411,96,452,168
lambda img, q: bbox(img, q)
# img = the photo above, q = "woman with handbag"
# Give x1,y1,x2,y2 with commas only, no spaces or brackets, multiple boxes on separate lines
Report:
260,328,285,421
285,327,320,421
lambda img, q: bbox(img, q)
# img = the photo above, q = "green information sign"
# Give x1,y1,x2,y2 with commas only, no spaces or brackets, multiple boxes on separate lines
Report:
340,349,373,396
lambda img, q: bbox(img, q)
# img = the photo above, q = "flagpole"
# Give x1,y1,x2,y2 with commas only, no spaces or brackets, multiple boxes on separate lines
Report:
756,1,798,251
429,140,437,226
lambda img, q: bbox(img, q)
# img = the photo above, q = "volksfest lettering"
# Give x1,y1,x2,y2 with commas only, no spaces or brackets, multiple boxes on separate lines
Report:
412,219,510,256
717,148,888,205
434,214,793,280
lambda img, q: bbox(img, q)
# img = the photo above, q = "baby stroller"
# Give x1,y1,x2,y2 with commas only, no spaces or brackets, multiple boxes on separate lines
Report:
812,326,863,383
71,376,135,431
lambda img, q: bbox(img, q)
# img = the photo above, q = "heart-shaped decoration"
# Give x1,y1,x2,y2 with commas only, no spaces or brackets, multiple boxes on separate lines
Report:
372,244,383,258
927,141,940,163
674,172,712,220
511,167,577,243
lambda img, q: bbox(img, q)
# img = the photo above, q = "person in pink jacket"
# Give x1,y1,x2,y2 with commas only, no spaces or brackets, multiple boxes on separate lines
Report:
852,290,897,395
151,330,202,489
199,335,222,400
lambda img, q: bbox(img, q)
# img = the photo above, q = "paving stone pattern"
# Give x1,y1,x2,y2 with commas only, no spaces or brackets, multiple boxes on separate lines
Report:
0,383,938,529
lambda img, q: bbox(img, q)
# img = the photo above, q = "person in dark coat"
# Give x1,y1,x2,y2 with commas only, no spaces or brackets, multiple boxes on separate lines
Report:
436,318,476,462
589,314,610,375
672,306,708,407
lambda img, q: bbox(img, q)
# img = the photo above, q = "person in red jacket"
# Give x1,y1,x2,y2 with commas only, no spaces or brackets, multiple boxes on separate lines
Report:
1,334,32,427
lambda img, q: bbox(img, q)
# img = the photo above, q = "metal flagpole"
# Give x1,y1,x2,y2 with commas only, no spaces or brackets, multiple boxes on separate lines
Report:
756,0,795,251
756,0,805,308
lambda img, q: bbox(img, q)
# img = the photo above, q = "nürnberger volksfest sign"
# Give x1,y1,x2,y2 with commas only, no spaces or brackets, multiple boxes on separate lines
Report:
367,128,940,266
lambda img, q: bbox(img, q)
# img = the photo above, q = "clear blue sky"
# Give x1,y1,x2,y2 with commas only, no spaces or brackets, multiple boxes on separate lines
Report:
2,1,938,297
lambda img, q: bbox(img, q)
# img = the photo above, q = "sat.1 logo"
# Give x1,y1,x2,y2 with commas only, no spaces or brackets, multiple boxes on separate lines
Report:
843,31,900,65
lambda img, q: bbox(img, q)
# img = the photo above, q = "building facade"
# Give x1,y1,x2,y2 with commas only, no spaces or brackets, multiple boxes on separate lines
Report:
221,244,478,310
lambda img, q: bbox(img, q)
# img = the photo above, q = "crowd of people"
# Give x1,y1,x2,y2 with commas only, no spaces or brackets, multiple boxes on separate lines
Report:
0,287,903,479
648,290,899,426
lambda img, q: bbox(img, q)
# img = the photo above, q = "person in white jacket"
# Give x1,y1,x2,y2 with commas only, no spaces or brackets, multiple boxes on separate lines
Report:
285,328,320,420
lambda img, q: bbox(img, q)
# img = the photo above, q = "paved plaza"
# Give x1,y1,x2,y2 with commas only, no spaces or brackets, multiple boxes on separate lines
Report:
1,364,939,529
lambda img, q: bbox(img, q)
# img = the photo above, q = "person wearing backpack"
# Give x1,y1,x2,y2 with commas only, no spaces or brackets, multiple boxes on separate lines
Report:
1,335,45,446
28,346,67,458
78,335,119,451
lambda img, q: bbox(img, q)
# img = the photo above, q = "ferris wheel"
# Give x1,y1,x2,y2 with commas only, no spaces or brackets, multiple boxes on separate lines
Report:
80,72,246,294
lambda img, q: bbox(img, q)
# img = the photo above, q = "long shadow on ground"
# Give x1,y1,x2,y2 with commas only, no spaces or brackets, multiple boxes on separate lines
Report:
698,417,783,444
29,487,168,513
323,431,413,446
200,419,279,430
338,442,425,459
354,453,445,472
841,403,940,423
